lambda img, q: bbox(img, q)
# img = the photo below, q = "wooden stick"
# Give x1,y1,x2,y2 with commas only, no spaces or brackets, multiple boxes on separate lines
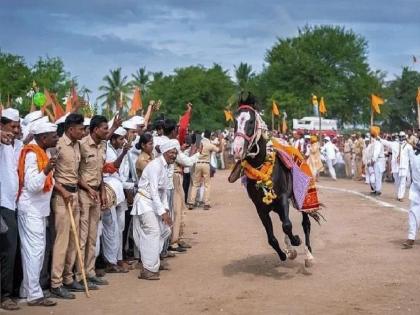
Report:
370,106,374,127
66,202,90,298
271,112,274,131
417,102,420,131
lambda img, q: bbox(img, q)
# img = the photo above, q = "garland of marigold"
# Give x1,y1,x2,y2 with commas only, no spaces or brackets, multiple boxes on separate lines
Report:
241,152,277,205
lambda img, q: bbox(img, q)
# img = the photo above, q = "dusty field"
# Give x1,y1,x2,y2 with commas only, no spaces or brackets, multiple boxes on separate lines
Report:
17,171,420,315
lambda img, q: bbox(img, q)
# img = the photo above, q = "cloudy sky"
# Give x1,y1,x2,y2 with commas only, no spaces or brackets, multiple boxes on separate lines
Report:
1,0,419,99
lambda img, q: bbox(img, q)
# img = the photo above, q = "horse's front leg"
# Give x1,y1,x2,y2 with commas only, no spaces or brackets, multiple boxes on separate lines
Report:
275,193,301,246
302,212,315,267
257,209,287,261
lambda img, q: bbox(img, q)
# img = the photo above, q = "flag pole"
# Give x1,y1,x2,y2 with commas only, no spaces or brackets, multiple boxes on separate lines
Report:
318,107,322,142
370,105,374,127
271,111,274,131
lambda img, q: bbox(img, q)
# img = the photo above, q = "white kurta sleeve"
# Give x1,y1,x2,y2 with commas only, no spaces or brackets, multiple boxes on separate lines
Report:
24,152,47,193
176,152,199,167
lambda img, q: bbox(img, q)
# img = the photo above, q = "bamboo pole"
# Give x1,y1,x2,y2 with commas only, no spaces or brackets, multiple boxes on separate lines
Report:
318,108,322,142
370,106,374,127
66,202,90,297
271,112,274,131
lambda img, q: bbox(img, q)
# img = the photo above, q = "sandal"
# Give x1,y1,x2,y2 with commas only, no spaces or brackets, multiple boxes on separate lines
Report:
1,298,20,311
28,297,57,307
105,264,129,273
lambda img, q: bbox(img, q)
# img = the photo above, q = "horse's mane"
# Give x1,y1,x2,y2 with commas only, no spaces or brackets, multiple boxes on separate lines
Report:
237,91,260,111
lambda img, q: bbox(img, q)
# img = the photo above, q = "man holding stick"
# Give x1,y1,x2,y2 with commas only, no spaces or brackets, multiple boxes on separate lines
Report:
50,113,85,298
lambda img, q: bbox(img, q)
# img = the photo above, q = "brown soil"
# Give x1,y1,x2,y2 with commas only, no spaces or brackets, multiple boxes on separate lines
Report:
18,172,420,315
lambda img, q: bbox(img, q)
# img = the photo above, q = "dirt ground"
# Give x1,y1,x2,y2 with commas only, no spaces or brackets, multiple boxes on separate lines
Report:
18,171,420,315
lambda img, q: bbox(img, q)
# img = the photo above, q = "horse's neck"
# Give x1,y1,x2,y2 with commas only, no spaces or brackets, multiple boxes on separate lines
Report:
246,137,267,168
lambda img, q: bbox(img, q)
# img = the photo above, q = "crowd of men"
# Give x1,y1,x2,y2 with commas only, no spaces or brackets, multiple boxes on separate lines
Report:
0,103,227,310
271,127,420,250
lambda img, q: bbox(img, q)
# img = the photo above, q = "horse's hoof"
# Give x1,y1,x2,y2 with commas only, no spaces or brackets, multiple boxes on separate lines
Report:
304,258,314,268
291,235,301,247
286,249,297,260
279,252,287,261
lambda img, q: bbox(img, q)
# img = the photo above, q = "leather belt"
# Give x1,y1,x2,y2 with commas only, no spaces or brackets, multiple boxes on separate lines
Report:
62,184,78,193
197,161,209,164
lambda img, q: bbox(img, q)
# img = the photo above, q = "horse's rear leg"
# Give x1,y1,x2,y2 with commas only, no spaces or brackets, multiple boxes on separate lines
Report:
276,194,301,246
302,212,312,252
257,211,287,261
302,212,315,267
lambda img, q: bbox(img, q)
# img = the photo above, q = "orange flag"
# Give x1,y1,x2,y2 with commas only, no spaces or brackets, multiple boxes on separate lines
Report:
224,110,233,122
416,87,420,106
282,118,288,134
50,93,65,120
371,94,384,114
129,87,142,116
65,96,72,113
272,100,280,116
42,89,54,113
319,97,327,114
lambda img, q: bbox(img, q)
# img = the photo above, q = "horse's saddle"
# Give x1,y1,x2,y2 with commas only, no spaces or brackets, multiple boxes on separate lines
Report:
228,160,242,183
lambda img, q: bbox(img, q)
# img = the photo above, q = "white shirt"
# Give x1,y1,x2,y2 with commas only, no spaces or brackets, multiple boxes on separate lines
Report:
17,151,54,217
371,138,386,172
399,141,413,177
0,140,23,210
131,155,169,216
409,149,420,202
381,139,400,173
322,141,338,161
103,142,126,206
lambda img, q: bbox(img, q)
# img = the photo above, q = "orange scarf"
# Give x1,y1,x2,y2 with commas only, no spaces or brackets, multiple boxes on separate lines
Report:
18,144,54,199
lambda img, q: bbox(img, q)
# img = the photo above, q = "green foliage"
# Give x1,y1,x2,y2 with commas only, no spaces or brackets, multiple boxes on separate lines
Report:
382,67,420,131
234,62,255,90
98,67,131,116
257,25,384,126
146,64,235,130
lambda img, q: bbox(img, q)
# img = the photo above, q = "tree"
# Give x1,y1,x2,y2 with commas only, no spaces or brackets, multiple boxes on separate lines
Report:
234,62,255,90
0,51,32,106
257,25,383,126
146,64,235,130
383,67,420,131
97,68,131,115
131,67,150,91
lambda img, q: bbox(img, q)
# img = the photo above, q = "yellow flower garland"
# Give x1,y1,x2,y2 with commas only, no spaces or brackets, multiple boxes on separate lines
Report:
241,152,277,205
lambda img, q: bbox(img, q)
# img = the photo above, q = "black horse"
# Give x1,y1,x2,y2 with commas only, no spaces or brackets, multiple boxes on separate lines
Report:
230,94,313,262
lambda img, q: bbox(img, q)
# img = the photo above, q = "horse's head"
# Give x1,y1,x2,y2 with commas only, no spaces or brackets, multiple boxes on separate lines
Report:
232,92,260,160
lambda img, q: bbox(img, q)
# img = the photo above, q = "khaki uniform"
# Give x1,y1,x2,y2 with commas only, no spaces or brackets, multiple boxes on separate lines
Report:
343,139,353,178
171,163,184,244
51,134,81,288
408,135,418,147
353,138,365,180
77,135,106,279
188,138,219,206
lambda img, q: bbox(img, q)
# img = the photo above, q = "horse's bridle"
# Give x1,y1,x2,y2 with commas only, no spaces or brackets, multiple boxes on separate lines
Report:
234,104,264,159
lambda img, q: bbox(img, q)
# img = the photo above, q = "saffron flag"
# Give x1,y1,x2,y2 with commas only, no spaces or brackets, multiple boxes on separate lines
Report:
272,101,280,116
319,97,327,114
42,89,54,114
50,93,65,120
416,87,420,106
65,96,72,113
71,86,78,104
371,94,384,114
224,110,234,122
129,87,143,116
282,118,288,134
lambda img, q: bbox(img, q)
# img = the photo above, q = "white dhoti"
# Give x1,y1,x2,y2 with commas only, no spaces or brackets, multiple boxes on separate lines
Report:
408,200,420,240
393,172,400,195
398,176,407,200
102,207,119,264
326,159,336,180
18,213,46,302
132,211,170,273
374,163,384,192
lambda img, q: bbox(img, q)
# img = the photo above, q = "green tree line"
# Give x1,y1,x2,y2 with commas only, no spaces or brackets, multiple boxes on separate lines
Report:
1,25,419,131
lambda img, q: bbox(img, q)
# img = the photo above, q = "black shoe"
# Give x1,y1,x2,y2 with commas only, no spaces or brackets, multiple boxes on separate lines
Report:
64,280,85,292
43,289,52,299
80,280,99,290
88,276,109,286
168,245,187,253
50,286,76,299
178,240,192,249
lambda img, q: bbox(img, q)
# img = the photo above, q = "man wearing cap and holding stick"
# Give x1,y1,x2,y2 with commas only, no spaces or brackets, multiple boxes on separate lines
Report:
131,139,176,280
50,113,87,298
0,108,23,311
17,121,59,307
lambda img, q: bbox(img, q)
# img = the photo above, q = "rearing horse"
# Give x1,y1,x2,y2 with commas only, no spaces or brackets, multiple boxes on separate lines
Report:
230,94,314,263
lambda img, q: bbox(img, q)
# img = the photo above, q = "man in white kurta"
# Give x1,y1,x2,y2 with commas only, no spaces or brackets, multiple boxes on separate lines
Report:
397,132,413,201
321,137,338,180
131,140,176,279
369,127,386,195
17,122,58,306
403,142,420,248
381,135,401,198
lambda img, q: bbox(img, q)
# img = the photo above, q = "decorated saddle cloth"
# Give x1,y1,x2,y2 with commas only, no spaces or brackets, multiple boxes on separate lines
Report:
242,138,321,213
